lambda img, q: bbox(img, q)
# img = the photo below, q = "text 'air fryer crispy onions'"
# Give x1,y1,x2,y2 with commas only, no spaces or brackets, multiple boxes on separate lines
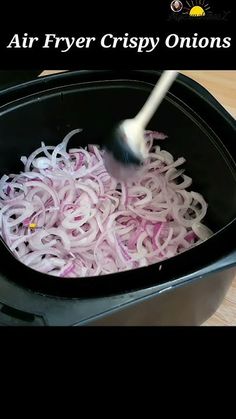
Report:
0,128,213,278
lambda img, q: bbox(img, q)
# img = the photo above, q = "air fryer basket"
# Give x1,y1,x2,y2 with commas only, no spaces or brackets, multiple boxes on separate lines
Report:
0,70,235,325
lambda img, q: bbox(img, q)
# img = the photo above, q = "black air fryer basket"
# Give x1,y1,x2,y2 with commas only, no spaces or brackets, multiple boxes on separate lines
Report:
0,70,235,326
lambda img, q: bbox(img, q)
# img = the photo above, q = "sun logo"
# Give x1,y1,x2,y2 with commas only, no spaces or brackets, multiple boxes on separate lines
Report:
183,0,211,17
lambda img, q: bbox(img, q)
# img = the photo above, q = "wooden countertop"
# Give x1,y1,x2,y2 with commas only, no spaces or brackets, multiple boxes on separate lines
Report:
40,70,236,326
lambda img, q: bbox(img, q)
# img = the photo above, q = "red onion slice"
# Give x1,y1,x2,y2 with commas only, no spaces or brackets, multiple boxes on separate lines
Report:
0,128,213,277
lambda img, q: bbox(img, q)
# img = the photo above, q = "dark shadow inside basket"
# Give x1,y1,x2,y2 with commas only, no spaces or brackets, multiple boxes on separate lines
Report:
0,74,236,297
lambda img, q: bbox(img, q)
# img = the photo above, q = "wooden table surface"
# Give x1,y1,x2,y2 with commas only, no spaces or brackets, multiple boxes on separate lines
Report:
40,70,236,326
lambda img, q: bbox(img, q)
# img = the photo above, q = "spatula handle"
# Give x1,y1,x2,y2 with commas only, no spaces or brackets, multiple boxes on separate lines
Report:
134,70,178,129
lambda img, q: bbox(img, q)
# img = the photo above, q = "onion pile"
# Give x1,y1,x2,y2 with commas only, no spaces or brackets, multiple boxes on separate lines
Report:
0,128,212,277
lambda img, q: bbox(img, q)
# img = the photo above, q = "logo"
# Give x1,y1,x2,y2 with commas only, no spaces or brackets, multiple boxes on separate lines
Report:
169,0,230,21
170,1,183,12
183,0,210,17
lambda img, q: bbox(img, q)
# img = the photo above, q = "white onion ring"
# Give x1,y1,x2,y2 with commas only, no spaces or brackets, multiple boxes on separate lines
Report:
0,128,213,278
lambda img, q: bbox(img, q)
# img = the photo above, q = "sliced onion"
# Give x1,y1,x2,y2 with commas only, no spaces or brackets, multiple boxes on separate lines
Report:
0,128,213,277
